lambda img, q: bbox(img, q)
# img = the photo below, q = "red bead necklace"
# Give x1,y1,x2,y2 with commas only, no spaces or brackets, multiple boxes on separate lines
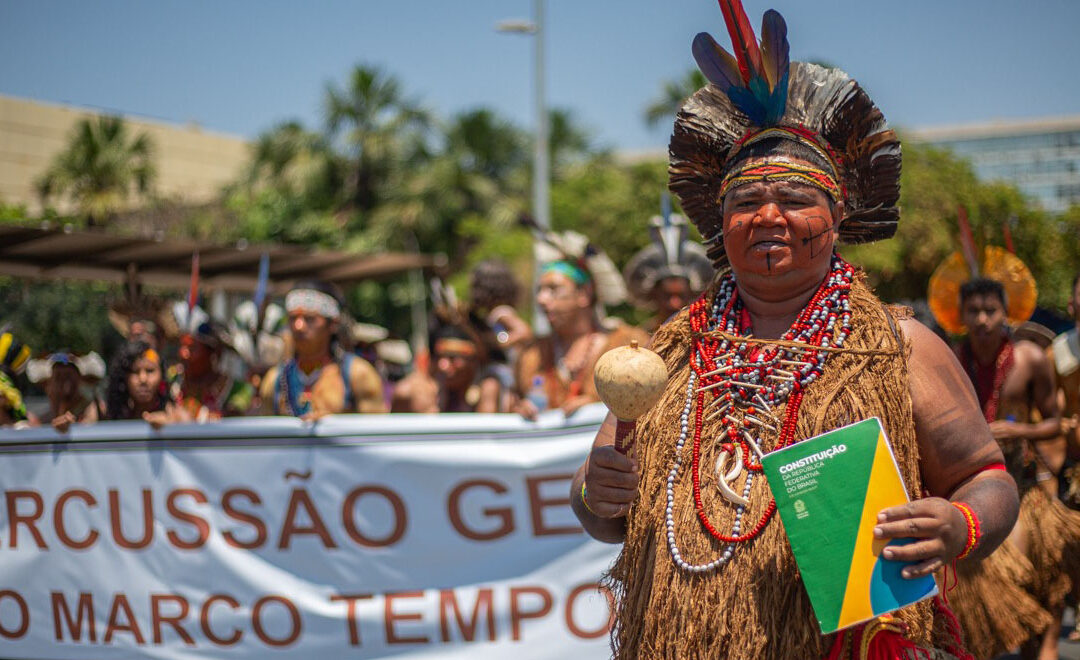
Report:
681,256,854,545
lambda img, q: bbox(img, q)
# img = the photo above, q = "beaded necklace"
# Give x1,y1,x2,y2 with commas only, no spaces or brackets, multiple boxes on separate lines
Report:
666,255,855,573
960,337,1014,425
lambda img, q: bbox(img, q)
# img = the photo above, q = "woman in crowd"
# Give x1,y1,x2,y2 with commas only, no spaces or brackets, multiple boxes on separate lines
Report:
105,340,186,427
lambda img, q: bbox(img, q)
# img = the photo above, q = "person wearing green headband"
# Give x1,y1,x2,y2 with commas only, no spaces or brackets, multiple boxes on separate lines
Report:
514,247,647,420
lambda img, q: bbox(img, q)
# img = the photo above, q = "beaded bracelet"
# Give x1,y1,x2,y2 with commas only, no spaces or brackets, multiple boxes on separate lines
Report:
580,482,599,517
951,502,981,560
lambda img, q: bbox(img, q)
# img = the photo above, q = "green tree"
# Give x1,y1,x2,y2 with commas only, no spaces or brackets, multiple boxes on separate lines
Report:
36,116,155,227
365,109,529,266
644,69,707,127
324,65,430,223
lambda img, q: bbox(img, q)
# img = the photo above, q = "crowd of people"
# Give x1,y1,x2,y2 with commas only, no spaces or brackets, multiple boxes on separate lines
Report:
0,215,707,430
3,5,1080,658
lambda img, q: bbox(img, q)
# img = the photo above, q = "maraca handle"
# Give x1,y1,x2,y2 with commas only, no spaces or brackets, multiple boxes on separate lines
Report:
614,419,636,455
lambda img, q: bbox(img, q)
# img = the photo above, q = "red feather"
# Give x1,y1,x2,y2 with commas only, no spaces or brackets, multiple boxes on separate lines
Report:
187,250,200,324
956,206,980,278
717,0,763,84
1002,217,1017,254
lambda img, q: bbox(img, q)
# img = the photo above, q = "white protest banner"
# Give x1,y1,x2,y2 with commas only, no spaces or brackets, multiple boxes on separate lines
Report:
0,404,619,659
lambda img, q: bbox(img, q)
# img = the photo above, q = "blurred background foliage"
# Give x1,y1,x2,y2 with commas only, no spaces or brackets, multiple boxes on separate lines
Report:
3,63,1079,353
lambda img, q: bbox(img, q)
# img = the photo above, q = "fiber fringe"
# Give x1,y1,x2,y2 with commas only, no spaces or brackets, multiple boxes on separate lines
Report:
605,274,955,659
948,542,1051,659
1017,485,1080,610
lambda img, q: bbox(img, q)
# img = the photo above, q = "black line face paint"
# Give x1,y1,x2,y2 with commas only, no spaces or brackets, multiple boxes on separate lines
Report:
798,215,834,259
766,252,773,272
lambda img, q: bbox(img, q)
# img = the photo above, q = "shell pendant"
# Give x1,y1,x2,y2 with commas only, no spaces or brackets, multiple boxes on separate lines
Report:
715,444,750,507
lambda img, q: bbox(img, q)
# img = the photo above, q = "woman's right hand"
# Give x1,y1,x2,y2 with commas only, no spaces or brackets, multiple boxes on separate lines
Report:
582,445,640,519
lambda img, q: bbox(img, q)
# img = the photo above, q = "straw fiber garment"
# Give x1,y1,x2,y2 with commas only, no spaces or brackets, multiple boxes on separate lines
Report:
606,274,960,660
1018,484,1080,609
949,543,1050,660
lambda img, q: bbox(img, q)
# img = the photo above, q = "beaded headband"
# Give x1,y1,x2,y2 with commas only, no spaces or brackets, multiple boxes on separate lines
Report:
541,260,592,286
285,289,341,320
718,159,843,203
433,337,479,358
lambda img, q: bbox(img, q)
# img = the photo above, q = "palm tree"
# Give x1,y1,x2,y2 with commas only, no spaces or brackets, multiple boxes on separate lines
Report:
366,109,527,265
244,120,342,205
324,65,430,218
643,69,708,128
36,116,155,227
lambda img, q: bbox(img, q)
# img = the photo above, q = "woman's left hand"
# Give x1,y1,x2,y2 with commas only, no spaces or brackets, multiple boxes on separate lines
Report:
873,497,969,579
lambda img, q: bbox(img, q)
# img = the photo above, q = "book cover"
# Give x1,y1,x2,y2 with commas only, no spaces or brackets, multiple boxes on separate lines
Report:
760,417,938,633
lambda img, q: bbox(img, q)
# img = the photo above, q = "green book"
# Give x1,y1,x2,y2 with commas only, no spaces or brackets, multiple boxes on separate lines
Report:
760,418,938,633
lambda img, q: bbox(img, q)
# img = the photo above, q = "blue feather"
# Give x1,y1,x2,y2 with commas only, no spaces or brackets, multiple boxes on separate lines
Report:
764,70,789,126
692,32,742,94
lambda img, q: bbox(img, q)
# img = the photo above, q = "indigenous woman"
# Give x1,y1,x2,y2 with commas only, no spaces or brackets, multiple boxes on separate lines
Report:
570,3,1017,658
105,340,184,427
514,231,648,419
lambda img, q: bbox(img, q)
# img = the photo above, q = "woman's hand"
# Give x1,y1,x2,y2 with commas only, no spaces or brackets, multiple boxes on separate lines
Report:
582,445,640,519
874,497,969,579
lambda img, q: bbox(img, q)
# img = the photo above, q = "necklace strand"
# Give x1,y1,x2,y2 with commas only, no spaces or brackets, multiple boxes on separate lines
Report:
665,255,855,572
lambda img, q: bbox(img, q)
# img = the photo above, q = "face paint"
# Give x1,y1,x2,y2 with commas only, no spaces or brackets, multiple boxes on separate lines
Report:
721,176,841,281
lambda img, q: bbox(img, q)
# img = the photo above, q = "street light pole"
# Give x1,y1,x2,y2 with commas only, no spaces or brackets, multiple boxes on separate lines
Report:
498,0,550,333
532,0,549,234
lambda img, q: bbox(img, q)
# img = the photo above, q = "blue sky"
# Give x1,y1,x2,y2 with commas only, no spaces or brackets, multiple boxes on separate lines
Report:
2,0,1078,151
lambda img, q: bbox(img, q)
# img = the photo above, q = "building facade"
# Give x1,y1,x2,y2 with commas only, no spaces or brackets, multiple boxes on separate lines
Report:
909,116,1080,213
0,94,250,215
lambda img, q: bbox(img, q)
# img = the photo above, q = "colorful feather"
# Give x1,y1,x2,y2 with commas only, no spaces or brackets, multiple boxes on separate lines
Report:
956,207,980,278
693,3,791,127
759,10,788,90
1002,216,1017,254
253,252,270,310
692,32,742,94
717,0,763,84
187,250,200,330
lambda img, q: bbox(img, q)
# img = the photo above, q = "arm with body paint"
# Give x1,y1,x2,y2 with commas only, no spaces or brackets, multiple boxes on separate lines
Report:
874,319,1018,577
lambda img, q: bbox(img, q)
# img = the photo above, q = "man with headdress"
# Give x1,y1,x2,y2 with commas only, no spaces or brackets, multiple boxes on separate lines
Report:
928,246,1078,659
623,197,714,333
0,331,31,427
260,280,385,418
172,319,255,421
514,231,648,419
569,4,1016,658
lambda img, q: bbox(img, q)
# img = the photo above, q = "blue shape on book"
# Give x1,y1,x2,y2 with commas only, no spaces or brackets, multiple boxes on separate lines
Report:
869,538,937,614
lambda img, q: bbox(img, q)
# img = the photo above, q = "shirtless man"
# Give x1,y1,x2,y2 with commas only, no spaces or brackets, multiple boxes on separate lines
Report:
261,281,385,418
393,323,503,413
956,277,1068,660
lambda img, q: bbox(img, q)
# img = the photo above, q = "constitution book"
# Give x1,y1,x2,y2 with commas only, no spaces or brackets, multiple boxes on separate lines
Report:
760,417,938,633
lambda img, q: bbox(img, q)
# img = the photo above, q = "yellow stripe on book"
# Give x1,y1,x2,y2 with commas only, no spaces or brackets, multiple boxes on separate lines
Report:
837,432,909,628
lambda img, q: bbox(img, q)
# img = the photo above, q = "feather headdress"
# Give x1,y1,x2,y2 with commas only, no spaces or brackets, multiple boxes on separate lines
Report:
623,195,715,307
526,224,628,308
671,0,901,268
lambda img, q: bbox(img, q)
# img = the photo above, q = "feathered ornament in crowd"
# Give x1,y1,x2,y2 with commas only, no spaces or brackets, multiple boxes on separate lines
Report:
518,214,628,308
623,194,715,308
